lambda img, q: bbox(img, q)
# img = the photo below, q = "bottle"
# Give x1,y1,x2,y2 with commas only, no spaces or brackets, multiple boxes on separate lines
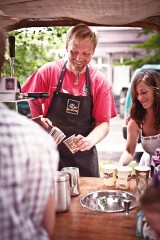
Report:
136,210,144,237
152,155,160,176
155,147,160,157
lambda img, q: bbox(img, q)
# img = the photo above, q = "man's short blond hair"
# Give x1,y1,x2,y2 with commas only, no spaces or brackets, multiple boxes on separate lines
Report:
66,23,98,51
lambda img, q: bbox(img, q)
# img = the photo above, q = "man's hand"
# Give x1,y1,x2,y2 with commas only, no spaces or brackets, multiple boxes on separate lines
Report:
41,117,53,130
75,135,93,151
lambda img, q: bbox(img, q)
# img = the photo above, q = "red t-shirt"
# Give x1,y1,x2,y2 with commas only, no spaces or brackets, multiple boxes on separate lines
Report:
22,59,117,122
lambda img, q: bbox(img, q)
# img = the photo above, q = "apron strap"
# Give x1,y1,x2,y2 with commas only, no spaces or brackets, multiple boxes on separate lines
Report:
55,61,67,93
55,61,92,96
86,65,92,96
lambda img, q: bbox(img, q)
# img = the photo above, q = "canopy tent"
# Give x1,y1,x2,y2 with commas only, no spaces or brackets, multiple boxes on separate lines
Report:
0,0,160,31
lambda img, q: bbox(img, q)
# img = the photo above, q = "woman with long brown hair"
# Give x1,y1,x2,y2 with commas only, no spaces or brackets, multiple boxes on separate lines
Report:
119,70,160,170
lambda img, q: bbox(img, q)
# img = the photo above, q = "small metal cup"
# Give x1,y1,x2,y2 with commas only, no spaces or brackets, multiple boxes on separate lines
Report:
134,166,151,186
61,167,80,197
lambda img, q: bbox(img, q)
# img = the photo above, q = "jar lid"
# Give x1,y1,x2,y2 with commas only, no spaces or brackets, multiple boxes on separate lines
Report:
53,171,69,182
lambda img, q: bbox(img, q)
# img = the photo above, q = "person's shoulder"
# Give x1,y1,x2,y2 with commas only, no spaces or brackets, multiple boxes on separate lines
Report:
39,59,66,71
128,117,140,130
0,103,54,143
1,103,36,128
88,64,110,90
89,64,108,81
89,64,102,74
0,103,59,174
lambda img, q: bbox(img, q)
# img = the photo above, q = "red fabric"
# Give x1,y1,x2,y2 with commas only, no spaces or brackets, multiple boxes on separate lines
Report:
22,59,117,122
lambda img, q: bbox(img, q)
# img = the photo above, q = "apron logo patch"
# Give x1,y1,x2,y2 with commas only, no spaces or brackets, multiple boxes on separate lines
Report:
66,99,80,115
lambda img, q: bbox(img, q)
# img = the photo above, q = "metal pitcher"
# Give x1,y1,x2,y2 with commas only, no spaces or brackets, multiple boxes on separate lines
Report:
61,167,80,197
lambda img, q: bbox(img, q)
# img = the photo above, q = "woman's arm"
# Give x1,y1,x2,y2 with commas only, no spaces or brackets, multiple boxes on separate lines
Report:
119,119,140,166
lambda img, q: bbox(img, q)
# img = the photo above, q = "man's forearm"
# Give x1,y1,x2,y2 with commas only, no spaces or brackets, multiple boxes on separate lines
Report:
87,122,110,146
29,99,43,118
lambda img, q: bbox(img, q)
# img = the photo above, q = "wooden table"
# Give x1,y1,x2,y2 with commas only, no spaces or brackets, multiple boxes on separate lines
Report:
53,177,139,240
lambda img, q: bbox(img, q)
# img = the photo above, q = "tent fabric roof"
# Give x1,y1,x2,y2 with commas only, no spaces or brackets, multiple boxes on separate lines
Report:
0,0,160,31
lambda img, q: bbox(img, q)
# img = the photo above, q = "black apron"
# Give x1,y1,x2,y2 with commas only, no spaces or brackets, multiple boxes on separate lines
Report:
46,61,99,177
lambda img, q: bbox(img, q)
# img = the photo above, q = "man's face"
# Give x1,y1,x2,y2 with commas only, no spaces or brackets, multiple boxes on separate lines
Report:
66,38,94,75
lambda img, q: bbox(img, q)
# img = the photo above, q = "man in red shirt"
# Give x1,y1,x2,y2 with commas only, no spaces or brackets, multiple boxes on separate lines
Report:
22,23,117,177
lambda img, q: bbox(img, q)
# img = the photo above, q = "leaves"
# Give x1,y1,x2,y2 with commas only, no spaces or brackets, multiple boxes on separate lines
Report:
122,29,160,70
2,27,69,84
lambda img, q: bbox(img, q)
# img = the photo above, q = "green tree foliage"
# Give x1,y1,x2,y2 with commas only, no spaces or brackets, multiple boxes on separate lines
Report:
122,29,160,70
2,27,69,84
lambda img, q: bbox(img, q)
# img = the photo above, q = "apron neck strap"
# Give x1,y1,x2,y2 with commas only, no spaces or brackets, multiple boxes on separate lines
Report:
56,61,67,93
56,61,91,96
86,65,91,96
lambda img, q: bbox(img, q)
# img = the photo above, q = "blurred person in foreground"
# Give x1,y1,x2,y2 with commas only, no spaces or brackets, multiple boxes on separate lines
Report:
119,70,160,168
22,23,117,177
140,173,160,239
0,27,59,240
